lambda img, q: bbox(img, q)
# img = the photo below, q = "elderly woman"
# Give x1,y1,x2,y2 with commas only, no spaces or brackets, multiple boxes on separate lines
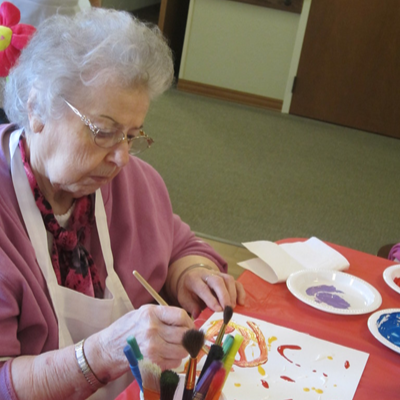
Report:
0,8,245,400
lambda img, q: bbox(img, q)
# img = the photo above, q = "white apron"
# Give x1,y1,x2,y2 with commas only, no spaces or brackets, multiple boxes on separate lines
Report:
0,0,91,27
10,129,134,400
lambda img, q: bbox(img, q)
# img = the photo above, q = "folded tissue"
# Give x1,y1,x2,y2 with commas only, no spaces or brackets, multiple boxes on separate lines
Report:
238,237,350,284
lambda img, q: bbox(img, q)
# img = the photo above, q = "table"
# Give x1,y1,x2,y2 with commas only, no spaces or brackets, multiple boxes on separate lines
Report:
116,239,399,400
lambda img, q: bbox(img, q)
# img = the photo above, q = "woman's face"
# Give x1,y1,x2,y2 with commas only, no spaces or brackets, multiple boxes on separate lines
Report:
29,85,150,199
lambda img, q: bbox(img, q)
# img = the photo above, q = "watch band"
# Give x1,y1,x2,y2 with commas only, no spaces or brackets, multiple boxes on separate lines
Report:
75,339,104,390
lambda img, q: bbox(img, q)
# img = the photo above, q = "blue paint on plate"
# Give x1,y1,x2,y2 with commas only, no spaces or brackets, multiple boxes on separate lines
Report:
377,312,400,346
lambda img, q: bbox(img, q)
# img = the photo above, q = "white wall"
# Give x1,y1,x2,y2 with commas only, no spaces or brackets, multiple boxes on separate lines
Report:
180,0,301,101
102,0,160,11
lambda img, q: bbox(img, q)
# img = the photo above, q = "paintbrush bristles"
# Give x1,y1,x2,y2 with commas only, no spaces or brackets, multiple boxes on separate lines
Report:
223,306,233,325
181,329,205,358
160,370,180,400
197,344,224,382
138,359,162,393
215,306,234,345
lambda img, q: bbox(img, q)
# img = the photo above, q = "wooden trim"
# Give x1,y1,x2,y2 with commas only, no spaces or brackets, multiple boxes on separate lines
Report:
177,79,283,111
229,0,304,14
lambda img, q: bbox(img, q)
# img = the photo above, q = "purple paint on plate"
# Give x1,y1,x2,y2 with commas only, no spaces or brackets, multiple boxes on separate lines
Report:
306,285,343,296
306,285,350,309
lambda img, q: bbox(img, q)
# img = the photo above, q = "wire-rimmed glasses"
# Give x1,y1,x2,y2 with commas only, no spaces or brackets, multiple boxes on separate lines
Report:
64,100,153,155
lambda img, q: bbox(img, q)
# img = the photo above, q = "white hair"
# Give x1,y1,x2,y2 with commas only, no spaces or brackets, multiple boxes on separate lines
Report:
4,8,174,129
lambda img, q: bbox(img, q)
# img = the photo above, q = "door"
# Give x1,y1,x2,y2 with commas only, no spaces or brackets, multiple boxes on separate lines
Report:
290,0,400,139
158,0,190,76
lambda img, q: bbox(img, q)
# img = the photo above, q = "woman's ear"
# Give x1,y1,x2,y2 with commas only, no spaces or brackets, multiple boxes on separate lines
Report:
27,90,44,133
29,115,44,133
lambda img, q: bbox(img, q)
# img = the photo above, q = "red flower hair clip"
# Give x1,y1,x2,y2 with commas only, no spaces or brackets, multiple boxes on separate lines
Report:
0,2,36,77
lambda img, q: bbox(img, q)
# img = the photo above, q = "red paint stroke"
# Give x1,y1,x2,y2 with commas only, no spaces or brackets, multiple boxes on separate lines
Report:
261,379,269,388
345,360,350,369
277,345,302,366
323,373,328,377
280,375,295,382
394,277,400,287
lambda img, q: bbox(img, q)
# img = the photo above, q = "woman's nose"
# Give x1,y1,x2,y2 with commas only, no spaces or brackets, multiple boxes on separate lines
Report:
106,141,130,167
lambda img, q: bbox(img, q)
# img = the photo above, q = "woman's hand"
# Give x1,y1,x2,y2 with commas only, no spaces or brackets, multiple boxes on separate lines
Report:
175,267,246,319
85,304,194,382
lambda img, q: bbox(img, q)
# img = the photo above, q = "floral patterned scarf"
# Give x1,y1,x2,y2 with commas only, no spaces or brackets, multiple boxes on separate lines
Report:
19,139,104,298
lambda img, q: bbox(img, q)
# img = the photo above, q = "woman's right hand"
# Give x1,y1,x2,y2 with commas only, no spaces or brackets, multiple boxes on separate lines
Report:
85,304,194,383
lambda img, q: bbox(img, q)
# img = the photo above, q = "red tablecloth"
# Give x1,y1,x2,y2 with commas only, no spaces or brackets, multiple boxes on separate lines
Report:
116,239,399,400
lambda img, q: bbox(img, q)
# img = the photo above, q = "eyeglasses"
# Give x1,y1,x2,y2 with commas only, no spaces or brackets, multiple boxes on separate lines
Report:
64,100,154,155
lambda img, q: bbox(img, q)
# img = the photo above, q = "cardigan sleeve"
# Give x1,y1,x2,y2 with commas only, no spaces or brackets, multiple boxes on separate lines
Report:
389,243,400,262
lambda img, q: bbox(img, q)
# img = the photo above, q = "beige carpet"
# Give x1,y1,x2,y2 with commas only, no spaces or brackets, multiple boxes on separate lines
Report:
139,87,400,255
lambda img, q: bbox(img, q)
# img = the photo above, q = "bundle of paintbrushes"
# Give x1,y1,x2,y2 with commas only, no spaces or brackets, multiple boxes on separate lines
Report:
124,336,180,400
122,306,242,400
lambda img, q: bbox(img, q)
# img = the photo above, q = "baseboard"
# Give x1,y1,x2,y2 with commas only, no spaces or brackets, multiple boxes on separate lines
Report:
177,79,283,111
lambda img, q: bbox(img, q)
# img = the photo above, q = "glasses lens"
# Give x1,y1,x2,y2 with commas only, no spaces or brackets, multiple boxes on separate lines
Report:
94,130,124,148
129,137,152,155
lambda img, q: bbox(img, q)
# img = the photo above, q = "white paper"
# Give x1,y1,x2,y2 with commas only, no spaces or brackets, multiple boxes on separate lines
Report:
238,237,350,284
179,312,369,400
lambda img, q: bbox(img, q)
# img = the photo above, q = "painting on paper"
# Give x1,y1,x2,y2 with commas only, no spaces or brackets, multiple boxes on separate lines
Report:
183,312,369,400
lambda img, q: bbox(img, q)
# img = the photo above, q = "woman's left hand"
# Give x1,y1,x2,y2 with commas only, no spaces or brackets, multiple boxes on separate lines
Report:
175,266,246,319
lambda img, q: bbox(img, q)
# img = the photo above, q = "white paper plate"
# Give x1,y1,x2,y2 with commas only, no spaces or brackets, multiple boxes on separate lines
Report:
383,264,400,294
368,309,400,354
287,270,382,315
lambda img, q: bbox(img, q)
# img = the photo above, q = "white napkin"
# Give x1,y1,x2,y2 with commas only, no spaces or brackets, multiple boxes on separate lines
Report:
238,237,350,284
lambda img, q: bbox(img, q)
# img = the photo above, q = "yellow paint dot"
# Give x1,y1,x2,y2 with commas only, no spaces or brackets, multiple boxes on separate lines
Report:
327,356,333,360
234,383,241,387
268,336,277,350
268,336,277,345
312,388,324,394
303,388,310,392
258,365,266,376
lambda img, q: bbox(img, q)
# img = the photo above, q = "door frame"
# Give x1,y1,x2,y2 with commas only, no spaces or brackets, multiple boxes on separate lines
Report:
281,0,312,113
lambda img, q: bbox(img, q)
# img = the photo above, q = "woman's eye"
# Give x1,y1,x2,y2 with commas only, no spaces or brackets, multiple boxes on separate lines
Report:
96,130,116,139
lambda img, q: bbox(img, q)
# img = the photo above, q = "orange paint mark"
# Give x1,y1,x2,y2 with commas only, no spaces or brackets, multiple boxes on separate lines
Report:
205,319,268,368
258,365,266,376
345,360,350,369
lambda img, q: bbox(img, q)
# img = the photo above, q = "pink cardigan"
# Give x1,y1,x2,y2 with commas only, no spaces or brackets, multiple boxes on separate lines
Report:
0,124,227,399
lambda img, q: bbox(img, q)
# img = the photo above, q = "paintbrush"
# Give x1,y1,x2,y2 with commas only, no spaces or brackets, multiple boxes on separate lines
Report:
196,344,224,383
160,370,180,400
214,306,233,346
127,335,144,361
132,270,209,355
205,334,243,400
221,334,234,361
203,367,226,400
193,360,223,400
138,358,162,400
133,270,168,306
222,334,243,384
181,329,205,400
123,344,143,393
